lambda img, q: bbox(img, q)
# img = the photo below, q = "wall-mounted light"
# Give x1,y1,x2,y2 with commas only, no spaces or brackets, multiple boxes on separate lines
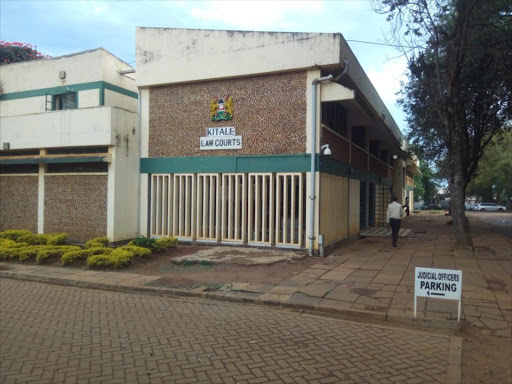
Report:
321,144,332,156
392,155,398,159
59,71,66,80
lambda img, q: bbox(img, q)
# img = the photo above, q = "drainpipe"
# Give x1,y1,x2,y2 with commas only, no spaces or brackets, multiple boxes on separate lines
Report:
136,87,141,237
308,61,349,256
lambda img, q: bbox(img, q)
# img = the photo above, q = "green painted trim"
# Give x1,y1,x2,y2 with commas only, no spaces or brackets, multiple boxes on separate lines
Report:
406,185,414,191
141,154,313,174
320,157,392,186
0,159,42,165
0,156,105,165
0,81,137,101
103,82,138,99
140,154,393,187
99,83,105,106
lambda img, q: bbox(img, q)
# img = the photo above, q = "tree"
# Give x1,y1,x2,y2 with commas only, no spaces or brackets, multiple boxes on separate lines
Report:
0,41,50,64
374,0,512,247
414,161,439,203
466,129,512,206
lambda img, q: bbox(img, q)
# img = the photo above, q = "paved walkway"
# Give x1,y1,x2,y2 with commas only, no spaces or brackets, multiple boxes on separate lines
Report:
0,279,461,384
0,212,510,338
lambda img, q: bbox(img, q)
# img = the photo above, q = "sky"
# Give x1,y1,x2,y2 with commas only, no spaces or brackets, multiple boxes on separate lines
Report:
0,0,409,132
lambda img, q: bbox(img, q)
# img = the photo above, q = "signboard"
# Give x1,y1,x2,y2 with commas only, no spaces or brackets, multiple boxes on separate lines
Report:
414,267,463,321
200,126,242,150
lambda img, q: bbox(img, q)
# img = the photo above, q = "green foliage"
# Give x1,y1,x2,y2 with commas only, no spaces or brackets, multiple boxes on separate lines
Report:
129,236,156,249
153,237,178,251
87,248,134,268
119,245,152,257
84,237,109,249
61,247,112,265
413,161,439,203
0,230,32,242
466,130,512,206
0,41,50,65
35,245,80,264
0,231,68,246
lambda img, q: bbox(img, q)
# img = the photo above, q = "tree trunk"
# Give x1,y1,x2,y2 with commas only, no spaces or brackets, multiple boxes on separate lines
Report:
448,101,474,248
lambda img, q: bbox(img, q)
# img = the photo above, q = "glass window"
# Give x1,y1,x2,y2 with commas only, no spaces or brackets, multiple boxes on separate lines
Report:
0,164,39,174
53,93,76,110
46,162,108,173
322,102,347,137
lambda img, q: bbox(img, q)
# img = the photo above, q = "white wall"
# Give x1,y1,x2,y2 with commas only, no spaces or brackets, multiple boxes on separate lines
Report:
0,97,46,117
0,106,136,150
136,28,341,87
348,179,360,236
104,89,137,112
107,108,139,241
79,89,100,108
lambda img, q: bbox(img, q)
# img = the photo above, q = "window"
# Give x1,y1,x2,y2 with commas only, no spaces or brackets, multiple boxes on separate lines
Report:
380,150,389,163
46,162,108,173
351,126,365,148
322,102,347,137
369,140,380,157
0,149,39,157
53,92,76,110
47,146,108,155
0,164,39,174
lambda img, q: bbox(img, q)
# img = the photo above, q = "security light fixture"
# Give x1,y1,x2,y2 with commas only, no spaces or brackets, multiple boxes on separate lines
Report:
393,155,398,159
321,144,332,156
59,71,66,80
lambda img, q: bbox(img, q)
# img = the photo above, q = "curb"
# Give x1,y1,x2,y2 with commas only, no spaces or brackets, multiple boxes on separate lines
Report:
0,270,461,332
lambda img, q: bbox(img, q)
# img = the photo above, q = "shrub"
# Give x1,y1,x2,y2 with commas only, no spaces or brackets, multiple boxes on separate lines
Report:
153,237,178,251
119,245,152,257
35,245,80,264
84,237,109,249
87,248,134,268
0,230,32,242
17,233,47,245
129,236,156,249
61,247,112,265
0,247,18,260
43,233,68,245
0,238,26,248
18,247,39,261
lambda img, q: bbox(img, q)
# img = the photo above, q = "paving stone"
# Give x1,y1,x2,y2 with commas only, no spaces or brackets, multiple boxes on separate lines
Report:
296,283,336,298
319,270,354,281
288,293,322,307
268,286,299,295
479,317,509,330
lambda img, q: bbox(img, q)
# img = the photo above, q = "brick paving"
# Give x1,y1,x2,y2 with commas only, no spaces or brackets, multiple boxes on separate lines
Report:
0,279,457,384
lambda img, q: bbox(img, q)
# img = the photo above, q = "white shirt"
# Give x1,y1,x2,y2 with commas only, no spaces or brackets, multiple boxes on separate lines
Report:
386,201,402,223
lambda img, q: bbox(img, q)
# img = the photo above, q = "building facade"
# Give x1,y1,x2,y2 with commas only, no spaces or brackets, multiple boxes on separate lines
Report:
136,28,419,254
0,48,139,242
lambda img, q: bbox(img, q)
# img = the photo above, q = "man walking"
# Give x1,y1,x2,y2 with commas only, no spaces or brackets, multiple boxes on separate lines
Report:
386,196,402,247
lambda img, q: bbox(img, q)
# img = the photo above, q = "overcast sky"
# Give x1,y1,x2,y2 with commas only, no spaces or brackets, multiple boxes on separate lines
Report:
0,0,409,132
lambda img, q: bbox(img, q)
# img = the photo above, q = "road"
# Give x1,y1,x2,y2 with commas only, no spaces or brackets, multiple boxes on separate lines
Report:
0,279,453,384
468,211,512,240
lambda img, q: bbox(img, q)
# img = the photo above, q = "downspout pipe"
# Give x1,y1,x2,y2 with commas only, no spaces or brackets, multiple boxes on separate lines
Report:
309,75,333,256
308,60,349,256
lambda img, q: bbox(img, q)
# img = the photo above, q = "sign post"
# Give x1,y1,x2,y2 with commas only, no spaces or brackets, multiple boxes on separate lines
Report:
414,267,463,321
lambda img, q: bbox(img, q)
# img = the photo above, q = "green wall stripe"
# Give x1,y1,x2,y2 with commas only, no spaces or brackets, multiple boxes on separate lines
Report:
0,81,137,101
140,154,394,186
0,156,106,165
141,154,312,174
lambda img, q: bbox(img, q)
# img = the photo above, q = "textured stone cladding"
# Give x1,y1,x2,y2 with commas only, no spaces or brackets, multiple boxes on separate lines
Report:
149,71,307,157
0,176,39,232
44,175,107,242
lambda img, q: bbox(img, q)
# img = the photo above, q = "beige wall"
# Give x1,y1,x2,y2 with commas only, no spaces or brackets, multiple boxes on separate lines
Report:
0,176,39,232
348,179,360,236
44,175,108,242
148,71,308,157
319,173,348,245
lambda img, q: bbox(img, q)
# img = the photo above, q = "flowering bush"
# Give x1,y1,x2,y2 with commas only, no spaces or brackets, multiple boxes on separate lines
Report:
0,41,51,65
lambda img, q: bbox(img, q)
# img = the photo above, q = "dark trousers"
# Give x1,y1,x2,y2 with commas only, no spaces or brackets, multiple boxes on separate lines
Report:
390,218,401,246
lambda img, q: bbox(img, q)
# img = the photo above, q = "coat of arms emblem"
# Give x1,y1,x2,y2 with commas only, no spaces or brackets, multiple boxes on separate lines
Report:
210,96,234,121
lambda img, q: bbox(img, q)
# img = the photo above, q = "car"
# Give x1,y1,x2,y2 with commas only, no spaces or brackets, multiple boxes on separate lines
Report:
474,203,507,212
413,203,422,212
465,203,477,210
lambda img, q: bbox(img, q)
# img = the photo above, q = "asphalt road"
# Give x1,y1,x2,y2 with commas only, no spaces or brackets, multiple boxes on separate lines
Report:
468,211,512,240
0,279,454,384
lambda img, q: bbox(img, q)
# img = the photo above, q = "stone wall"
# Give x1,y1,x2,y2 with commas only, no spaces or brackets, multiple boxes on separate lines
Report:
44,175,108,242
149,71,307,158
0,176,39,232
